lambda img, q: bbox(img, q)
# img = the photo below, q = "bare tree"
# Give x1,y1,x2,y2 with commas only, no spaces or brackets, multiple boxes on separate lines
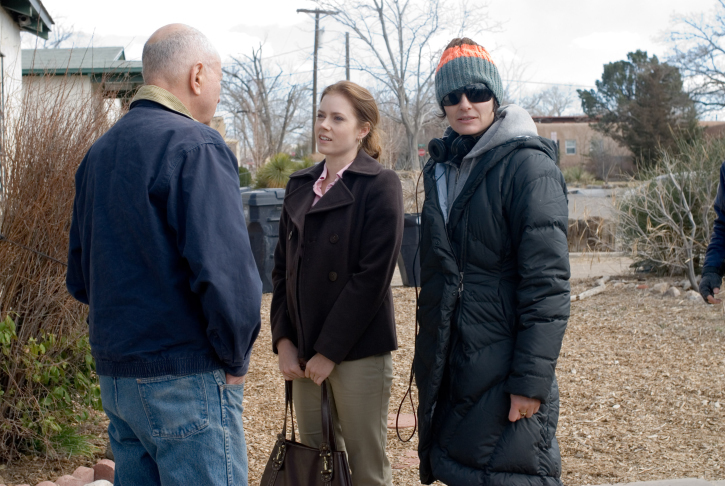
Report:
497,50,534,106
221,46,307,168
21,20,76,49
522,86,573,116
669,0,725,110
539,86,573,116
586,135,632,183
315,0,498,169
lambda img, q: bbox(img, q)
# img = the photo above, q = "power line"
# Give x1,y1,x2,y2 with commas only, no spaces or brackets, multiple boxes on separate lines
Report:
222,64,596,91
222,64,341,81
502,79,594,89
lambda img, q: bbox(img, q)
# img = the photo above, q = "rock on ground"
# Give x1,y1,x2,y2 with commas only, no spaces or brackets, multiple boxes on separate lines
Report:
665,287,681,298
686,290,702,302
652,282,669,294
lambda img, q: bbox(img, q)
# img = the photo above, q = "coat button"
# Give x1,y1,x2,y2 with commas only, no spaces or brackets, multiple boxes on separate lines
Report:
329,234,339,244
288,230,293,240
329,271,338,282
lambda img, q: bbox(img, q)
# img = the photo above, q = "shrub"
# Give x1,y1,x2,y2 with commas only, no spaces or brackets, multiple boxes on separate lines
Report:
254,153,310,189
239,166,252,187
615,136,725,286
0,315,102,457
0,74,117,461
295,155,315,169
562,166,595,185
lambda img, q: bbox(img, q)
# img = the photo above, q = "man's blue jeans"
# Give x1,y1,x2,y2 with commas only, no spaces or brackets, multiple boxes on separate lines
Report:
100,370,248,486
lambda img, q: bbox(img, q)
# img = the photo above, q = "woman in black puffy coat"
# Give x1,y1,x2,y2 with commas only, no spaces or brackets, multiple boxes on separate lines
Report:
414,37,570,486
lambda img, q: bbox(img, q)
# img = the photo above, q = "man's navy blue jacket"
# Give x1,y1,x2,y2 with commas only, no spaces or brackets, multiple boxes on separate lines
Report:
67,100,262,378
705,162,725,273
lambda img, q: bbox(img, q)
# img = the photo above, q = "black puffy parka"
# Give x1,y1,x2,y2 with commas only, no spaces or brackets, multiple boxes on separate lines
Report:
415,105,570,485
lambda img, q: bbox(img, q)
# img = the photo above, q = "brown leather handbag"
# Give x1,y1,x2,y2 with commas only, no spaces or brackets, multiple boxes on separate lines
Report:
260,380,352,486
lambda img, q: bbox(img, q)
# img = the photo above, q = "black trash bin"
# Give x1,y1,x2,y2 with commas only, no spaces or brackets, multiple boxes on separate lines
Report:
241,188,285,293
397,213,421,287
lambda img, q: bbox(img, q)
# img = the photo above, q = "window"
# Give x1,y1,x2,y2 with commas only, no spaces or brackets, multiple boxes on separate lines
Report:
550,131,557,143
565,139,577,155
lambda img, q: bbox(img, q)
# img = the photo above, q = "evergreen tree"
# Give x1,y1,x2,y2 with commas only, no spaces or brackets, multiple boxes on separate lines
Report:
578,50,699,170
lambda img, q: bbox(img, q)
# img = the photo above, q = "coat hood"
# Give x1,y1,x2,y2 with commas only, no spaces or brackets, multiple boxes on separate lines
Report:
464,103,539,161
431,106,557,221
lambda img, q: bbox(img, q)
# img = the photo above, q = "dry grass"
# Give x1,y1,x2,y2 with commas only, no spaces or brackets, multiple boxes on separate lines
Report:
2,281,724,485
0,75,119,461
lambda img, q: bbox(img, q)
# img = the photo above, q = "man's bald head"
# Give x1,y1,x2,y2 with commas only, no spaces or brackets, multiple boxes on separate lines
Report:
142,24,220,87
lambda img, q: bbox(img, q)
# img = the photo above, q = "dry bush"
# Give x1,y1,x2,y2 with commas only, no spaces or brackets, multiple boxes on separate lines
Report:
568,217,616,252
397,170,424,214
0,74,120,461
616,136,725,287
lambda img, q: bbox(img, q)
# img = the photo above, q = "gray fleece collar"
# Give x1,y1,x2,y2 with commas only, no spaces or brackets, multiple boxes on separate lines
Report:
463,104,538,161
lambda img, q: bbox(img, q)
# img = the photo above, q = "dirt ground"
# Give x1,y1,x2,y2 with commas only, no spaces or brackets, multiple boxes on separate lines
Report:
2,278,724,486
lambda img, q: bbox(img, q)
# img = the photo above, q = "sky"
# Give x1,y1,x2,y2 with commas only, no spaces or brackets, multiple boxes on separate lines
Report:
22,0,722,116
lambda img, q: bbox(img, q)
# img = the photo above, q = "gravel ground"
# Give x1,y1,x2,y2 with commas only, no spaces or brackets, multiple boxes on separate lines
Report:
2,279,724,486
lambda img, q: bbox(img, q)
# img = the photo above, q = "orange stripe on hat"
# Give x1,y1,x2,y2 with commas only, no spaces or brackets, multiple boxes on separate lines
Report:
436,44,495,73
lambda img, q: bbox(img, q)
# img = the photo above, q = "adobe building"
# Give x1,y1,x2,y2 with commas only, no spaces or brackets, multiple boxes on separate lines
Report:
532,116,633,172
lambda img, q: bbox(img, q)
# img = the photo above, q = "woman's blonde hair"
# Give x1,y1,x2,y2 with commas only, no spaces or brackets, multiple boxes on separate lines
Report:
320,81,382,160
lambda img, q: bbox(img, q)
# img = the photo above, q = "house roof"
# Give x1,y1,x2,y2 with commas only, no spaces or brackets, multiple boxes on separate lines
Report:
532,115,595,124
21,47,142,74
1,0,54,39
22,47,144,98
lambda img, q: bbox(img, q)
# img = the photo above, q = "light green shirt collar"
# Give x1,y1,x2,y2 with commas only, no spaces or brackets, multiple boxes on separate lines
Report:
131,85,196,121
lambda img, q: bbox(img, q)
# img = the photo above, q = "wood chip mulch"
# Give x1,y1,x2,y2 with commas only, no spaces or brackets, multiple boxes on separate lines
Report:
2,279,724,486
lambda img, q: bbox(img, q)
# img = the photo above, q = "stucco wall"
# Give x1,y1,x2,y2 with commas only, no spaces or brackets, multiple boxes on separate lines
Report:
0,7,22,112
22,74,95,103
535,121,633,173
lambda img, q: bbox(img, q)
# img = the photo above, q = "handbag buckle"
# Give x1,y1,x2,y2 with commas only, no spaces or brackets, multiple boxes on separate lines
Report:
320,444,333,480
272,438,286,470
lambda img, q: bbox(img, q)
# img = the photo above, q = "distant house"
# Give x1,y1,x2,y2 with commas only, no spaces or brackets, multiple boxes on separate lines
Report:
700,120,725,139
534,116,725,178
210,116,243,163
22,46,143,106
533,116,634,179
0,0,53,116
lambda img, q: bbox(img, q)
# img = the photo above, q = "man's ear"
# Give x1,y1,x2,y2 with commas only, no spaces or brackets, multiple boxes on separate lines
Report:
189,62,203,96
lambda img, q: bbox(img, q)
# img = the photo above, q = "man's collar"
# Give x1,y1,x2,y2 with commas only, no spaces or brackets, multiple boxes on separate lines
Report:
131,85,196,121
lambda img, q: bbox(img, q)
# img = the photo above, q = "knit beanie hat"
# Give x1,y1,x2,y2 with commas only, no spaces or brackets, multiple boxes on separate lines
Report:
435,43,504,106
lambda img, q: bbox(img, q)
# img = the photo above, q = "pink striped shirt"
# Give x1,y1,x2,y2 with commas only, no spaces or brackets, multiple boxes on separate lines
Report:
312,161,354,206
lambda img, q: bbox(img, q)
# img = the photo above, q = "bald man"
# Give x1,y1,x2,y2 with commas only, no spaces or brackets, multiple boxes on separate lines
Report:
67,24,262,486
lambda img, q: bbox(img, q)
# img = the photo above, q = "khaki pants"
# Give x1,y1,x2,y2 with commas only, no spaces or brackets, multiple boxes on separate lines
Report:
293,353,393,486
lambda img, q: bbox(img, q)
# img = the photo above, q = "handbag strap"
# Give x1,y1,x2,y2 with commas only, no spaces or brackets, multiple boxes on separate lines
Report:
319,380,337,484
282,380,296,442
320,380,337,451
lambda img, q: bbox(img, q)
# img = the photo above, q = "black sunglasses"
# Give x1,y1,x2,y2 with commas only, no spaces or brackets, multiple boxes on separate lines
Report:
441,83,494,106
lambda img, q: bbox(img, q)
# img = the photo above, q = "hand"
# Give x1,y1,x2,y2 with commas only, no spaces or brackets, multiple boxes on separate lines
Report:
700,271,722,304
708,288,722,305
225,373,246,385
508,394,541,422
305,353,335,386
277,338,305,381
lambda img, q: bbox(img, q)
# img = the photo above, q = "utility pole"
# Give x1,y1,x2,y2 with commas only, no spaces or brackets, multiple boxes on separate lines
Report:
297,8,337,154
345,32,350,81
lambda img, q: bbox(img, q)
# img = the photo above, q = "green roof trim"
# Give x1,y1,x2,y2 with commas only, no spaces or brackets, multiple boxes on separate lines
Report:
22,47,142,76
1,0,54,39
22,47,127,70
